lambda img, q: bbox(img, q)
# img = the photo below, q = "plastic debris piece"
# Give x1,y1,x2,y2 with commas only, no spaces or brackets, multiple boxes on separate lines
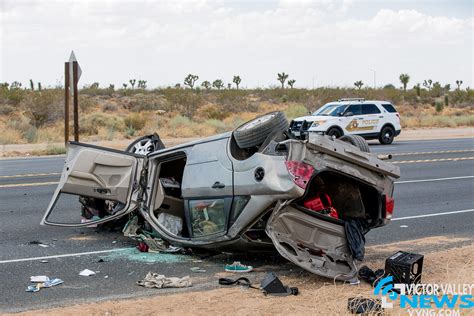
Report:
347,297,382,314
137,272,192,289
40,260,48,263
112,240,117,244
79,269,96,276
30,276,49,282
190,267,206,273
137,241,149,252
26,278,63,292
400,225,408,228
38,243,49,248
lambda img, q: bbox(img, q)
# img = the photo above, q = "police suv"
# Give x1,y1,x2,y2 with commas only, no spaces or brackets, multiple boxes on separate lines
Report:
289,99,401,144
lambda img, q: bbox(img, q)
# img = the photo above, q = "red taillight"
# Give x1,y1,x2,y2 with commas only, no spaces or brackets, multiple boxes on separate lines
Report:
385,195,394,219
285,161,314,189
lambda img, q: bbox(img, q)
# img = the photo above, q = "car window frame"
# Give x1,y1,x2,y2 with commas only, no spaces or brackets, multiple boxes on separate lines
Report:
185,196,233,239
362,104,381,115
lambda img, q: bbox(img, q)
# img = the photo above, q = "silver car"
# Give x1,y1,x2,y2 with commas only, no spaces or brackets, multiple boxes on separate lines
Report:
42,111,400,281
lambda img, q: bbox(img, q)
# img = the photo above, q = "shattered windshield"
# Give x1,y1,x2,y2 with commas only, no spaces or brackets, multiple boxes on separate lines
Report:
313,104,348,117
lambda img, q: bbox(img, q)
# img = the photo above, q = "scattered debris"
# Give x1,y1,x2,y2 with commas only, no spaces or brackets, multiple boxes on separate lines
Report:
30,276,49,282
218,277,258,289
400,225,408,228
190,267,206,273
385,251,423,284
104,275,109,279
28,240,41,245
40,260,48,263
26,278,63,292
224,261,253,273
260,272,298,296
112,240,117,244
345,219,369,261
358,266,385,286
79,269,96,276
97,259,105,263
137,272,192,289
347,297,382,314
38,243,49,248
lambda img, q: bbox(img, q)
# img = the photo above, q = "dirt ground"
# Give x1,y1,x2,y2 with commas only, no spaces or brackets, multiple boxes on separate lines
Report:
1,127,473,158
14,236,474,316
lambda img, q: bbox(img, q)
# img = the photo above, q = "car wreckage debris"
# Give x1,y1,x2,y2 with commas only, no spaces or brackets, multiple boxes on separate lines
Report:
344,219,370,261
347,297,382,314
26,277,64,293
137,272,192,289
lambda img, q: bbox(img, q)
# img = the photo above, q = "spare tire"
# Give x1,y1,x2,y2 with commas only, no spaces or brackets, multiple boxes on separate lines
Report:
126,133,165,155
339,135,370,153
234,111,289,149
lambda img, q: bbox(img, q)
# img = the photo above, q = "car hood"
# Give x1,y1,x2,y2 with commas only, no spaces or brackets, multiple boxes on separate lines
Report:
293,115,335,122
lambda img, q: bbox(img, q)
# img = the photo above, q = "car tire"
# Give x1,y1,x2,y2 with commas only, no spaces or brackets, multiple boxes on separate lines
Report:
327,127,343,138
378,126,395,145
339,135,370,153
234,111,289,149
126,134,164,155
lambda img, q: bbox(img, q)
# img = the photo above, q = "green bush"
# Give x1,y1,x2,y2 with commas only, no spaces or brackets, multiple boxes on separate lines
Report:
79,112,125,135
204,119,229,134
23,126,38,143
435,101,444,113
284,104,309,119
124,113,146,130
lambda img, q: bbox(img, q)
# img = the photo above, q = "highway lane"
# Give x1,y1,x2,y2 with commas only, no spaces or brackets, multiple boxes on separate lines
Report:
0,137,473,311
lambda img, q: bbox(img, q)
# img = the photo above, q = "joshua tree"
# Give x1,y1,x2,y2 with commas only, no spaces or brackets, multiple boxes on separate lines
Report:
11,81,22,89
137,80,147,89
109,84,115,91
212,79,224,90
37,82,42,91
399,73,410,91
123,83,128,89
90,82,99,89
184,74,199,89
233,75,241,89
1,82,9,89
456,80,463,90
287,79,296,88
354,80,364,90
175,83,181,88
227,83,232,89
277,72,289,88
30,79,34,91
201,81,211,90
444,84,451,92
129,79,136,89
414,83,421,97
423,79,432,90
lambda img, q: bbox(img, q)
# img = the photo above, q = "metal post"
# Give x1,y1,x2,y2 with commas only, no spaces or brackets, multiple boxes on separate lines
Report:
64,62,70,144
72,61,79,142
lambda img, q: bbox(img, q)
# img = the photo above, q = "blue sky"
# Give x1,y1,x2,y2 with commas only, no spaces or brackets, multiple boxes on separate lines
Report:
1,0,472,89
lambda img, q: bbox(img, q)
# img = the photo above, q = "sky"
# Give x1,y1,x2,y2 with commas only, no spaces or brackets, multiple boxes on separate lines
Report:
0,0,473,89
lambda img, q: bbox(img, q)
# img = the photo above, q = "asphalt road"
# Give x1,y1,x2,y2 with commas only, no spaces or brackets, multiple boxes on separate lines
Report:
1,137,473,312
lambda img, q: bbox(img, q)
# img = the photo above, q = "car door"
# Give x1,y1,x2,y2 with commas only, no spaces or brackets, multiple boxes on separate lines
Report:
341,104,365,135
266,202,358,281
41,142,143,227
181,138,234,238
360,103,382,135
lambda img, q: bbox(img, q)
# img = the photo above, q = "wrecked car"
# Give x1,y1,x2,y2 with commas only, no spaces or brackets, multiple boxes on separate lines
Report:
42,111,400,281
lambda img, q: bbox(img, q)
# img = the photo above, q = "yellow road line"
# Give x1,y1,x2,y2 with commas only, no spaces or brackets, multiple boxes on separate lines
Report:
392,149,474,156
0,172,61,179
393,157,474,164
0,181,59,188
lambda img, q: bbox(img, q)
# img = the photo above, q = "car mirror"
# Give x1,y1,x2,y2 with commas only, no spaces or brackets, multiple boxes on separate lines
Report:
343,112,354,117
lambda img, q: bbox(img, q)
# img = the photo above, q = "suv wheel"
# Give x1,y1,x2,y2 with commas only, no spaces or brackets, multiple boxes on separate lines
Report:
379,126,395,145
339,135,370,153
327,127,342,138
126,133,165,155
234,111,289,149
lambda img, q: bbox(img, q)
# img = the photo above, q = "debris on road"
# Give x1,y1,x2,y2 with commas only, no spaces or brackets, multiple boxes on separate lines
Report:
224,261,253,273
137,272,192,289
26,278,63,292
261,272,298,296
358,266,385,286
79,269,96,276
30,276,49,282
385,251,424,284
190,267,206,273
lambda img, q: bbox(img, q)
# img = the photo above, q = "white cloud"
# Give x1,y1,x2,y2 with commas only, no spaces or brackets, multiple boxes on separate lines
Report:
0,0,472,88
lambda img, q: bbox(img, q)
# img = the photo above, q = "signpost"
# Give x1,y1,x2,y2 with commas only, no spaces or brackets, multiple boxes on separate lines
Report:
64,51,82,143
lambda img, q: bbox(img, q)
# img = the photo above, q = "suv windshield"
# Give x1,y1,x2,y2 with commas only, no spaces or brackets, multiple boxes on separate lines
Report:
313,104,348,116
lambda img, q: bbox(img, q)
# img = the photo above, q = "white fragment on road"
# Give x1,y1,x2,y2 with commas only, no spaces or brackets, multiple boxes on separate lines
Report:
400,225,408,228
38,244,49,248
79,269,96,276
30,276,49,282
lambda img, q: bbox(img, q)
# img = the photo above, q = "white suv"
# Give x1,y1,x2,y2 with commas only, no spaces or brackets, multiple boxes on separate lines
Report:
289,99,401,144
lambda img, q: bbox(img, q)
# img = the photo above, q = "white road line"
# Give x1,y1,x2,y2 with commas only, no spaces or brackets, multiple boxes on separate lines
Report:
0,172,60,179
395,176,474,184
0,181,59,188
0,248,129,264
393,209,474,221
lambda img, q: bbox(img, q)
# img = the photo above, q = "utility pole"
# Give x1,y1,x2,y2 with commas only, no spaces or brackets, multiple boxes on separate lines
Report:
369,68,376,89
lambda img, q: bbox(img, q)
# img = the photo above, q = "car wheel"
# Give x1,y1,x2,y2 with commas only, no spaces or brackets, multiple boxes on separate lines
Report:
233,111,289,149
379,126,395,145
339,135,370,153
126,134,164,155
327,127,342,138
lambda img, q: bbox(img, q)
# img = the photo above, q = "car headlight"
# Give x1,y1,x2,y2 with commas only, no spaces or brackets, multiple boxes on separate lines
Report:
311,121,326,127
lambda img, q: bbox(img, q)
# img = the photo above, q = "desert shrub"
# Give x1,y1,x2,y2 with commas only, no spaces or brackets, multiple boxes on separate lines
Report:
102,103,118,112
23,126,38,143
32,144,66,156
7,113,31,133
124,113,146,131
284,104,308,120
78,95,96,113
24,89,63,127
158,88,204,117
169,115,199,137
196,104,229,120
127,93,169,112
435,101,444,113
36,124,63,143
0,128,24,144
204,119,229,134
0,87,26,105
0,105,16,115
80,112,125,135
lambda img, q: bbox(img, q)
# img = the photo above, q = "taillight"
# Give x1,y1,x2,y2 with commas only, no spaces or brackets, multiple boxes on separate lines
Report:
285,161,314,189
385,195,394,219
